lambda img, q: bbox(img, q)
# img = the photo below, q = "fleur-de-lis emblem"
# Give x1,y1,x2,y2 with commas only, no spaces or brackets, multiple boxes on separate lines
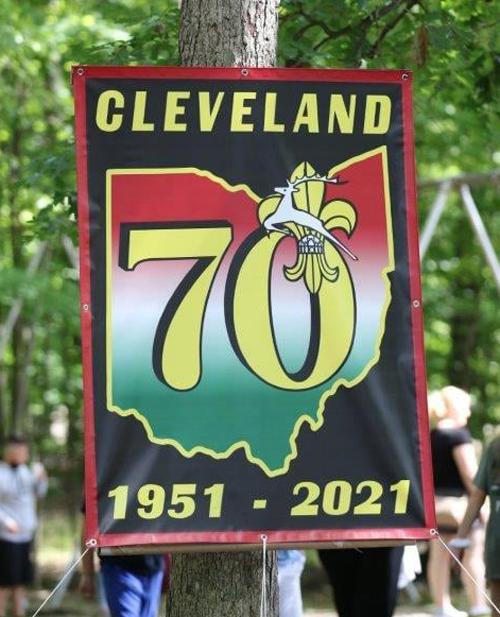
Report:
258,162,358,293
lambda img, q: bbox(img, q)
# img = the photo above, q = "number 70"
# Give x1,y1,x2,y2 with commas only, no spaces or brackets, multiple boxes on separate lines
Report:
119,220,350,391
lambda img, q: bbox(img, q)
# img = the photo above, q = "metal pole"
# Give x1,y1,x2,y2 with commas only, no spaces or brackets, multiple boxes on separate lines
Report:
419,169,500,189
459,183,500,296
62,236,79,269
0,242,47,361
419,180,451,261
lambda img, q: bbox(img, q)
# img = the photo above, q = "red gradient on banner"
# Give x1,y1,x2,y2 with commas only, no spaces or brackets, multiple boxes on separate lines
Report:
110,152,390,286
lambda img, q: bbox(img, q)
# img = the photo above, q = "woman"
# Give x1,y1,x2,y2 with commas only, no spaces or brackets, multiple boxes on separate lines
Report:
428,387,488,617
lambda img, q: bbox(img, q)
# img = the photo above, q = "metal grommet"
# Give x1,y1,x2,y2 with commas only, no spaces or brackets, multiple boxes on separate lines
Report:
86,538,98,547
402,72,409,80
241,68,249,76
260,534,267,541
82,303,90,311
77,67,84,76
412,300,420,308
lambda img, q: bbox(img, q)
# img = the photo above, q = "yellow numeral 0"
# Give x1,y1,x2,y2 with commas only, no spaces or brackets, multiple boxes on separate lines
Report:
323,480,352,515
225,229,355,389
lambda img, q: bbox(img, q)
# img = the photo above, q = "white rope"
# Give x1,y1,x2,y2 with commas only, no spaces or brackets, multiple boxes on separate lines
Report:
431,529,500,616
260,534,268,617
29,540,96,617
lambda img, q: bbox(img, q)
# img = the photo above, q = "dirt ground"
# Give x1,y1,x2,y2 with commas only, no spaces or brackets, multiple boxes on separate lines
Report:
23,589,442,617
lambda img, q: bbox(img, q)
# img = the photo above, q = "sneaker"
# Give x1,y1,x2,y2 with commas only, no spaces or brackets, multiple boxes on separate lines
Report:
433,607,468,617
469,606,490,616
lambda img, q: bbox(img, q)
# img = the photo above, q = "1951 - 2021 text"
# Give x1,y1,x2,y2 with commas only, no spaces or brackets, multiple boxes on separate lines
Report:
107,479,410,520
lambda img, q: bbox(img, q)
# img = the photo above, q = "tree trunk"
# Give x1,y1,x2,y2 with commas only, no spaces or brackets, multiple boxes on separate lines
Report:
13,325,37,431
168,2,280,616
167,550,278,617
179,0,278,68
10,125,24,435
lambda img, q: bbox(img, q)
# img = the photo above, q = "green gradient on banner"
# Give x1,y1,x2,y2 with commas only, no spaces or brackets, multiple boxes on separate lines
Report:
111,314,379,471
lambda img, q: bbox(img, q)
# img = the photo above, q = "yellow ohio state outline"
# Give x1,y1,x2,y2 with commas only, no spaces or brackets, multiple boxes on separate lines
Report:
105,146,394,477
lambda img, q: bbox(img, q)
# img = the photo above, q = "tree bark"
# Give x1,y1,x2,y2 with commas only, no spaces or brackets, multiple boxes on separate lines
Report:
180,0,279,67
13,325,36,432
166,550,278,617
10,124,24,435
168,2,280,616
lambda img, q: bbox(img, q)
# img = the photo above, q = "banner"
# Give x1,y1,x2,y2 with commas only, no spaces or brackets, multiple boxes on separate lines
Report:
74,67,435,548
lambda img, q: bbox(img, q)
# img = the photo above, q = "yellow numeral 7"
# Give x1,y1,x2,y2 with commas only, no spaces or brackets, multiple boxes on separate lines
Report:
120,222,233,390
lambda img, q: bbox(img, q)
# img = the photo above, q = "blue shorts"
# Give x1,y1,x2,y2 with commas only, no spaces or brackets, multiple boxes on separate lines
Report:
100,562,163,617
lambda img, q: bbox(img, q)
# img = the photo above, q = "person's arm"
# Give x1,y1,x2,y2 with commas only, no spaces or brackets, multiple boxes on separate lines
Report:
449,486,486,564
453,442,477,495
32,463,48,498
455,486,486,539
0,508,20,534
79,527,96,600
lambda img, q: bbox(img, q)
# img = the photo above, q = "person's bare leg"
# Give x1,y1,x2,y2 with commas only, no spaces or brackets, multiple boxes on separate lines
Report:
462,527,487,612
0,588,9,617
12,586,25,617
428,533,453,610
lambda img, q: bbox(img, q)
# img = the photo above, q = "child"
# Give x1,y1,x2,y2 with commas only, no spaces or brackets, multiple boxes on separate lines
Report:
452,435,500,611
0,436,47,617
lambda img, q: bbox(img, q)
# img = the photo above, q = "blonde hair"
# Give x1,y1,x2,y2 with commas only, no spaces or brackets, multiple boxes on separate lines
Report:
428,386,471,426
441,386,471,414
428,390,446,425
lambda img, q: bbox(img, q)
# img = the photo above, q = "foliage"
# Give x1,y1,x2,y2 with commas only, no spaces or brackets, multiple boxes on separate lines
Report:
0,0,498,481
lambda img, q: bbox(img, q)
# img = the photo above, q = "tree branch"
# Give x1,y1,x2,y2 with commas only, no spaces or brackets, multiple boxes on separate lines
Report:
278,9,301,27
295,0,409,54
355,22,371,65
366,0,418,59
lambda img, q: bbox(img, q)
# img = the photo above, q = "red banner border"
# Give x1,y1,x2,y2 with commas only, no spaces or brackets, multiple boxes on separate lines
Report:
99,527,433,547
